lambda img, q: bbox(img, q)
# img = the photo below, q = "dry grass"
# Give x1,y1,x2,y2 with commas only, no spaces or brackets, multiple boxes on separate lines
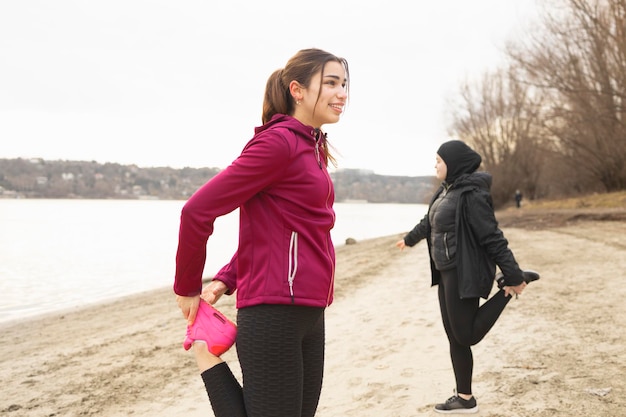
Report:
496,190,626,230
522,190,626,210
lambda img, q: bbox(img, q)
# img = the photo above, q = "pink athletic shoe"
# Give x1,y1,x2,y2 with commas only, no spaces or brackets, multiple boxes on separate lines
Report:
183,302,237,356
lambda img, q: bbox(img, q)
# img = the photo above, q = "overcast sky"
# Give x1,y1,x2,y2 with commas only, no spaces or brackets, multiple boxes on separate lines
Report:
0,0,539,177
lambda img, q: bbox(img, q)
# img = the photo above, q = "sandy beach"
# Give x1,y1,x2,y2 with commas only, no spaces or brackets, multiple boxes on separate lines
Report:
1,207,625,417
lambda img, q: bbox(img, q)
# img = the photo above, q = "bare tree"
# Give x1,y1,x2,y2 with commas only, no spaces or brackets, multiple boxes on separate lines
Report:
507,0,626,192
449,66,546,207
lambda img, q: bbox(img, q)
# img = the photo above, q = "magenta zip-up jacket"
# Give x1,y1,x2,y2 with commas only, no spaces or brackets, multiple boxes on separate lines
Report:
174,114,336,309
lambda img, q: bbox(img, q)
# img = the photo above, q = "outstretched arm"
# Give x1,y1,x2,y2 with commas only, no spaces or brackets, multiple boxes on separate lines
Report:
401,212,430,248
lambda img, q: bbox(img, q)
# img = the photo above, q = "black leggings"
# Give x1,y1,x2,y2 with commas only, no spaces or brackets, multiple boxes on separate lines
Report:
200,304,325,417
438,268,511,395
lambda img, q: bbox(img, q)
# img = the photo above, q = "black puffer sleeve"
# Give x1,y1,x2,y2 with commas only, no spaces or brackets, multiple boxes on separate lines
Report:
404,213,430,247
465,189,524,286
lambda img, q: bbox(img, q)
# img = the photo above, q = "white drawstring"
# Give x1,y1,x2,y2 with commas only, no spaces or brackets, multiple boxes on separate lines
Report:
288,231,298,303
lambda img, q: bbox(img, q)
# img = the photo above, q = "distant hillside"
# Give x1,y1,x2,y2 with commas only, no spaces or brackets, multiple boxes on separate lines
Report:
0,158,436,204
331,168,436,204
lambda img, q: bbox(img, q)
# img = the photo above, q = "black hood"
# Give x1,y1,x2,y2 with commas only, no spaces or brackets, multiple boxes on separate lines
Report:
455,171,492,191
437,140,482,183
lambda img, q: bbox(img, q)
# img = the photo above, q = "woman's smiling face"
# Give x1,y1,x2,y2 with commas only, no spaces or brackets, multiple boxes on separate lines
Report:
292,61,347,128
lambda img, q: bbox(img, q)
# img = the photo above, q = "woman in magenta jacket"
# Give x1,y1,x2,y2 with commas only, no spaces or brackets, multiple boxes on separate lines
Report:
174,48,349,417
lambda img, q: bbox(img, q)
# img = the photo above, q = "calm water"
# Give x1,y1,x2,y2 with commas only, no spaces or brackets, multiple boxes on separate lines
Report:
0,199,426,323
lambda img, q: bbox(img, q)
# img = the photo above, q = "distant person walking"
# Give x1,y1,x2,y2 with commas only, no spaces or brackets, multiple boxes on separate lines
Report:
174,48,349,417
396,140,539,414
515,189,523,208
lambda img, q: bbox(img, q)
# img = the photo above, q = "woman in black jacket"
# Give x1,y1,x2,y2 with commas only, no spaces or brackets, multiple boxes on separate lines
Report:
396,140,538,414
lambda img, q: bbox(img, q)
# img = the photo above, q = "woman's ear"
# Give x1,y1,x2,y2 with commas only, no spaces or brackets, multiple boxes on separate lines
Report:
289,80,303,102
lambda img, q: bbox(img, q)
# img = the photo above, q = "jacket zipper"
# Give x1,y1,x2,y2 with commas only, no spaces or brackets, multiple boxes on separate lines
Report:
312,128,335,306
323,166,335,306
444,232,450,260
313,129,324,169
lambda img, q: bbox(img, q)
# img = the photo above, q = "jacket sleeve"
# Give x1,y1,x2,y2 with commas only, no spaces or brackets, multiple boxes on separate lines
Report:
173,131,293,296
213,252,238,295
404,212,429,247
465,190,524,286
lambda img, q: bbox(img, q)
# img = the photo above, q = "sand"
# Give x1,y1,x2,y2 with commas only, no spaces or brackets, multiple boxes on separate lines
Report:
1,208,625,417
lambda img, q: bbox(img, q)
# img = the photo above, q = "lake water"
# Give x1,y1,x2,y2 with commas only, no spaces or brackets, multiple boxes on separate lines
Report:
0,199,426,323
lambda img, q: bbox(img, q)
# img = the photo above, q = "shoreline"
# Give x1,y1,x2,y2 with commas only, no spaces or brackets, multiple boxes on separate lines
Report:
0,232,409,329
0,199,429,326
0,232,407,331
1,213,625,416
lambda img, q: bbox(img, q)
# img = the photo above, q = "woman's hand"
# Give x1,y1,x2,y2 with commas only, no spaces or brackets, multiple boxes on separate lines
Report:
395,240,406,250
201,280,229,305
504,282,527,298
176,294,200,326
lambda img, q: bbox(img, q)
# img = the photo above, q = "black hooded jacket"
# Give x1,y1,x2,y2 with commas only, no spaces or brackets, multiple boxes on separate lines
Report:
403,171,524,299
